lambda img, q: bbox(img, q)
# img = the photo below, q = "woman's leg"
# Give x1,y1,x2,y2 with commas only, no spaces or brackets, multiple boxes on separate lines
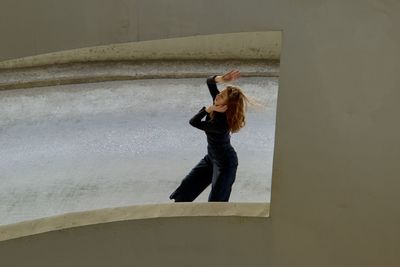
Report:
208,164,238,202
169,154,213,202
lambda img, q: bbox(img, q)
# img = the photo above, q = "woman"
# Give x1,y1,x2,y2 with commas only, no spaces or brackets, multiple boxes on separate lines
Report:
169,70,250,202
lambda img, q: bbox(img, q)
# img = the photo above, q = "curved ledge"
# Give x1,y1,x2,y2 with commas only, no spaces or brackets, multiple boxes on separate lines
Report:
0,59,279,91
0,31,281,68
0,202,269,242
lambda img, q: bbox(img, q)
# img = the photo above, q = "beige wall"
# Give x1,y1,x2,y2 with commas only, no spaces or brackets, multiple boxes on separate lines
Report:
1,0,400,266
0,31,281,68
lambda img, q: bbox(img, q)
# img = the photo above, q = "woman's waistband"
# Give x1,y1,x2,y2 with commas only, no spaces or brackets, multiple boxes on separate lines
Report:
207,143,234,150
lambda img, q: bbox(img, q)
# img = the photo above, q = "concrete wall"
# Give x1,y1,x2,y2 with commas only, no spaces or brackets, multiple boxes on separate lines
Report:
1,0,400,266
0,31,281,68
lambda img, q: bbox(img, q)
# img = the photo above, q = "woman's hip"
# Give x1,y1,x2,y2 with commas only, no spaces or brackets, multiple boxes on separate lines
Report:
207,146,238,166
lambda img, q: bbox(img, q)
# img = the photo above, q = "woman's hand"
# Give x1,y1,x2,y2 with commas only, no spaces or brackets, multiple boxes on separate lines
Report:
206,104,228,113
221,69,240,83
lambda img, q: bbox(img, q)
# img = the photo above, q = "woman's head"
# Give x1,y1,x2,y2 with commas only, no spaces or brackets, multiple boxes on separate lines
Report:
214,88,229,106
212,85,250,133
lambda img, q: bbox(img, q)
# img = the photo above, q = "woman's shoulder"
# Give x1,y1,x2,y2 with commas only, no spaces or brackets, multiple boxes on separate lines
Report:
213,112,226,119
213,112,228,125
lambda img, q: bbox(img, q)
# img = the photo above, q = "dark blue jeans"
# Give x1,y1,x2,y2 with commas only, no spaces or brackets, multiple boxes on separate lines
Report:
169,145,238,202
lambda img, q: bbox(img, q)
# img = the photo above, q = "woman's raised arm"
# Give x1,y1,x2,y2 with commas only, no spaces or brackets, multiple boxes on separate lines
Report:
206,70,240,101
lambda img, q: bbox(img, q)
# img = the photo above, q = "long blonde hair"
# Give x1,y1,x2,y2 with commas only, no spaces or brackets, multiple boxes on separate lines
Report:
210,85,262,133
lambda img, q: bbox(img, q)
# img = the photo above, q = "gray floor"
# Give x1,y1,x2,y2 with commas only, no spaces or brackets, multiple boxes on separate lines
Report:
0,77,278,225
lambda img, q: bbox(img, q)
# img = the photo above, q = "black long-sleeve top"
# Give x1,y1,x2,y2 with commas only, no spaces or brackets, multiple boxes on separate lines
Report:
189,75,231,147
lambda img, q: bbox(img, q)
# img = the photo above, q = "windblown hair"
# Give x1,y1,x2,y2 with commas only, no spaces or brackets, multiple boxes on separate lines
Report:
210,85,252,133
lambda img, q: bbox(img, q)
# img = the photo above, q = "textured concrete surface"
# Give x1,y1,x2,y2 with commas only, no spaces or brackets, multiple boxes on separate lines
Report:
0,59,278,90
0,76,277,225
0,31,281,67
0,203,269,242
